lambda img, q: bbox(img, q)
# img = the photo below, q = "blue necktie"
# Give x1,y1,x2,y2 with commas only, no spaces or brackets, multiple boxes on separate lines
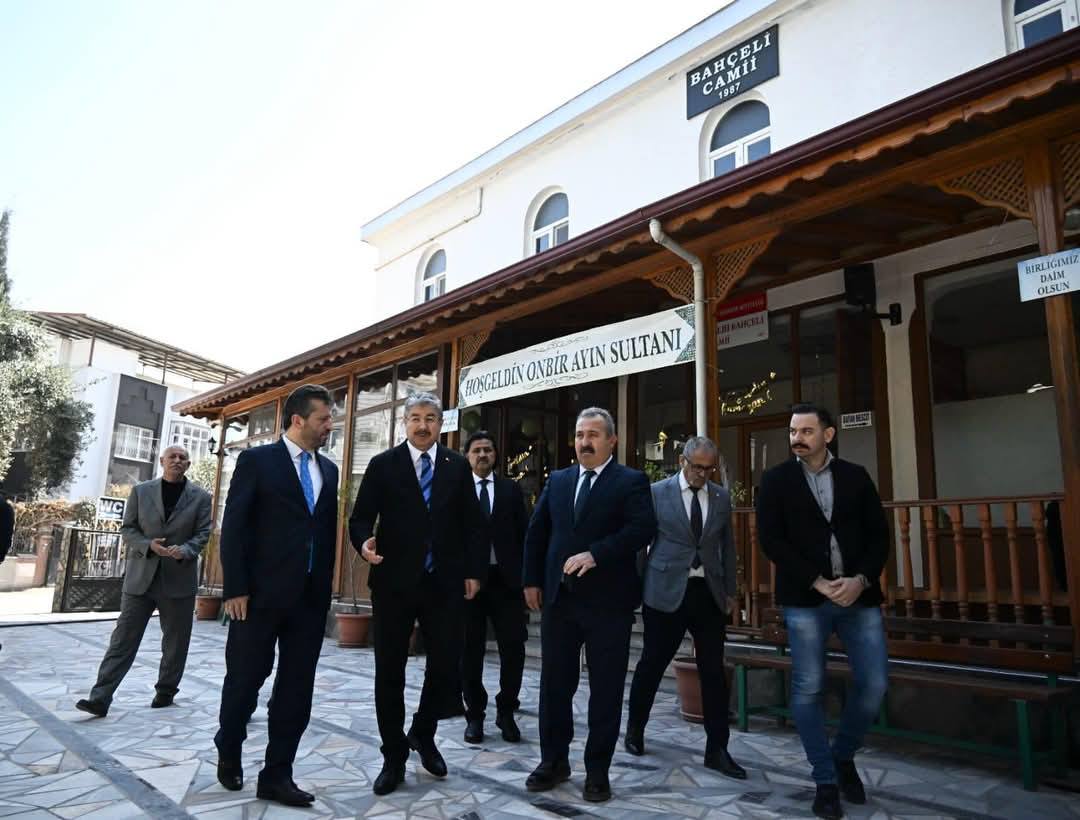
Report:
574,470,596,525
420,452,434,571
300,451,316,572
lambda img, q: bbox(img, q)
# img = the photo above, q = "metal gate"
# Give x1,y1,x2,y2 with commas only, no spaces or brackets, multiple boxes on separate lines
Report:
56,528,127,612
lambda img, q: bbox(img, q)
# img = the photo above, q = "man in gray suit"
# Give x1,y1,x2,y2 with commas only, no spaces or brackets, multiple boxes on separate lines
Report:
624,436,746,778
76,445,211,717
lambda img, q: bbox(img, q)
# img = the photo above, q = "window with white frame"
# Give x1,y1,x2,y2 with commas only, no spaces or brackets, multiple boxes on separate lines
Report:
1012,0,1078,48
114,423,156,462
168,420,211,463
531,193,569,254
708,100,771,179
422,249,446,302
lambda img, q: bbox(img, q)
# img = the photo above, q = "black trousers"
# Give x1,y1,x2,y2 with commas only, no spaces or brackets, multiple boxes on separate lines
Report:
214,581,326,785
372,571,465,762
462,566,527,721
627,578,730,752
538,592,633,775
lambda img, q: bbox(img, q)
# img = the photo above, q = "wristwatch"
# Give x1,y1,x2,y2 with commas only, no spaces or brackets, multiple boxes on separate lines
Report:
855,573,870,589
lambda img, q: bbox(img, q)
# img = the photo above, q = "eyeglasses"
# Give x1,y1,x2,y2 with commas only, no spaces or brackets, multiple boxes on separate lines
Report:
685,462,717,474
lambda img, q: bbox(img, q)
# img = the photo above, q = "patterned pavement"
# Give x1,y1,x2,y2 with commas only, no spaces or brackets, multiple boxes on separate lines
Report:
0,617,1077,819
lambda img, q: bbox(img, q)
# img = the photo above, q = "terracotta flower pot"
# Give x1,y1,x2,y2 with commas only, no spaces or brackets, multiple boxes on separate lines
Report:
336,612,372,647
195,595,222,621
673,656,704,724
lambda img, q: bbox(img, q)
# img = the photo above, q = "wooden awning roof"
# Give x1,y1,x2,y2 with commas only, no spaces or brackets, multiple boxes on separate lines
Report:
176,30,1080,419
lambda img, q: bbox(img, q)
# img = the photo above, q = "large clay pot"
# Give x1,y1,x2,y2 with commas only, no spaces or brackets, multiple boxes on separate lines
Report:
673,656,704,723
195,595,222,621
336,612,372,647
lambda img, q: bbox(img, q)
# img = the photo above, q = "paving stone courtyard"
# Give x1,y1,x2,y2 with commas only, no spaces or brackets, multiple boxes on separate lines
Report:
0,617,1077,819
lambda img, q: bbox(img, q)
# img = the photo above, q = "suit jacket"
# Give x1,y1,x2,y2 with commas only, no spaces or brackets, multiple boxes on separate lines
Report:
0,499,13,562
756,456,889,607
220,438,339,610
480,474,529,588
641,475,736,613
121,478,212,598
523,461,657,611
349,442,488,596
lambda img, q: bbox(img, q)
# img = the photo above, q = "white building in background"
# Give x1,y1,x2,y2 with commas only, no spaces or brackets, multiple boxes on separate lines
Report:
8,312,243,501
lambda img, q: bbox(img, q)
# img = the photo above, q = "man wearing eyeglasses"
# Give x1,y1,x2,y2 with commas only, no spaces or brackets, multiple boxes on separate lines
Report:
625,436,746,779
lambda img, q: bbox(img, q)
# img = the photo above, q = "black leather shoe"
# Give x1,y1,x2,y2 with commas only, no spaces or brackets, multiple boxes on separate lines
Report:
525,760,571,792
406,732,447,777
836,758,866,804
495,712,521,743
216,760,243,791
704,748,747,779
624,724,644,756
150,692,174,709
464,718,484,744
812,784,843,820
582,772,612,802
372,761,405,795
75,698,108,718
256,780,314,807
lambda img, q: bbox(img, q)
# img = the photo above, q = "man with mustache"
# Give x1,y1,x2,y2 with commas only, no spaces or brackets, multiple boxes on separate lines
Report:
214,384,339,808
756,404,890,820
460,430,530,745
523,407,656,803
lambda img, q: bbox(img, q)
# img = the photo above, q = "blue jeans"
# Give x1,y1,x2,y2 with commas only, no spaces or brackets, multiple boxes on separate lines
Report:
783,602,888,785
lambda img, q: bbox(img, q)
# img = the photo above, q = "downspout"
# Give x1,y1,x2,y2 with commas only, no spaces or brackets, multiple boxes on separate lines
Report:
649,219,707,437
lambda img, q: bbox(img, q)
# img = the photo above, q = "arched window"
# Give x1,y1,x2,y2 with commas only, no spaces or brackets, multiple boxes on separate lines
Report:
421,249,446,302
531,192,569,254
1011,0,1078,48
708,100,770,179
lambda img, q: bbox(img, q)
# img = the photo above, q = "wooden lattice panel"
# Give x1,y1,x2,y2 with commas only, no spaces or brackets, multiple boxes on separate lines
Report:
458,330,490,368
649,265,693,303
1060,139,1080,209
713,234,776,302
938,155,1029,219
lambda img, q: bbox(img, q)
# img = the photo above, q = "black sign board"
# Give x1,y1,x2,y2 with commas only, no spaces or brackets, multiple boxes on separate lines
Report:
686,25,779,119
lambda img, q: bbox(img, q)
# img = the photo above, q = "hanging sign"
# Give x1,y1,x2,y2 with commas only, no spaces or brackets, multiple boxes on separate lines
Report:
686,25,779,119
96,496,126,523
840,411,873,429
458,306,696,408
440,408,460,434
716,292,768,350
1017,249,1079,302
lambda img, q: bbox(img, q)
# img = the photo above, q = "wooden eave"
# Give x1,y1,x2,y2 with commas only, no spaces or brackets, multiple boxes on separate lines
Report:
176,30,1080,420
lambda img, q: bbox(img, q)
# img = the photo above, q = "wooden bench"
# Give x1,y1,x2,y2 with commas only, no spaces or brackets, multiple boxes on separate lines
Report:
729,609,1077,790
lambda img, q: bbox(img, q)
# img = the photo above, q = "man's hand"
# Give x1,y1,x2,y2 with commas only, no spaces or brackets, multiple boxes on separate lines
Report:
360,537,382,564
165,545,186,560
223,595,249,621
464,578,480,600
149,538,168,557
562,551,596,577
831,576,866,607
524,586,543,611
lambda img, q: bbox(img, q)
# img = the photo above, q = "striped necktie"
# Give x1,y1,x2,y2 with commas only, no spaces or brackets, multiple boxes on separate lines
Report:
420,452,434,571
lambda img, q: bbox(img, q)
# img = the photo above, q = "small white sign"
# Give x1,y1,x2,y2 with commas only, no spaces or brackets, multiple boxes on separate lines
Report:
96,496,126,522
1017,249,1079,302
840,411,873,430
441,408,460,434
716,293,769,351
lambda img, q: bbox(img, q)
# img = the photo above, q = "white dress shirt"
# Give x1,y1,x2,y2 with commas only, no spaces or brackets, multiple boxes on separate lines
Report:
473,472,497,564
407,440,438,483
678,471,708,578
283,434,322,501
575,455,613,504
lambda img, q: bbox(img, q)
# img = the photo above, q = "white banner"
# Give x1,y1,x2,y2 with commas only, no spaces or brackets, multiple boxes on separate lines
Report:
1017,249,1079,302
458,306,696,408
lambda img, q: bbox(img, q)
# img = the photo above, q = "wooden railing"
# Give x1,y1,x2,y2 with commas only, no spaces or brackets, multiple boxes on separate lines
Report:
730,494,1070,636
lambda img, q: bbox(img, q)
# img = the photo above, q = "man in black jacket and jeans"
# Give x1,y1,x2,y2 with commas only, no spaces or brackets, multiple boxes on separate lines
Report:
756,404,890,820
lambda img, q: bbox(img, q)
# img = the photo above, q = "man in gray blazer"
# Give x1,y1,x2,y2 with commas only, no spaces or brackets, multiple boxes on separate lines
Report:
625,436,746,778
76,445,211,717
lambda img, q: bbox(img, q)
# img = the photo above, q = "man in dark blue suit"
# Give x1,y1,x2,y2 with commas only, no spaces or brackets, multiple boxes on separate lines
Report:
523,407,657,803
214,384,338,808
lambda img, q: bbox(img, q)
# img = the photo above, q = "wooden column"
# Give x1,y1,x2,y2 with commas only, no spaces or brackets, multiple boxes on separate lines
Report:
1025,140,1080,653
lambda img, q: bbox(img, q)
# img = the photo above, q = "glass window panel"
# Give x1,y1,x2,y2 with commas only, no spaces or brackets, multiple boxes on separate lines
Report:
710,101,770,150
249,403,277,436
326,385,348,419
424,249,446,278
535,234,550,253
799,305,840,411
396,352,439,400
712,153,737,177
224,414,249,446
747,136,772,163
635,364,692,478
534,192,569,229
1015,0,1053,14
717,313,794,420
351,409,391,476
354,369,393,411
1022,11,1064,44
554,223,569,245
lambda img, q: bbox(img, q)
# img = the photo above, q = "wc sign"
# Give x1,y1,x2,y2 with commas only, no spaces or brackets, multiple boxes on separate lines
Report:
96,496,127,523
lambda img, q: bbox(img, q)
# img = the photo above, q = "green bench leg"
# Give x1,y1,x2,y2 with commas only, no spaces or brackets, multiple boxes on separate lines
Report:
736,665,749,733
1051,701,1067,777
1013,699,1036,791
877,692,890,730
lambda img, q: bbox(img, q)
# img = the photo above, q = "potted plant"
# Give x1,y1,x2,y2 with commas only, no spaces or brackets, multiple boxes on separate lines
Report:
195,530,223,620
335,479,373,647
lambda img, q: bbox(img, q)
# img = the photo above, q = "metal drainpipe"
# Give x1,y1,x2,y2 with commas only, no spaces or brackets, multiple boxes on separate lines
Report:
649,219,707,437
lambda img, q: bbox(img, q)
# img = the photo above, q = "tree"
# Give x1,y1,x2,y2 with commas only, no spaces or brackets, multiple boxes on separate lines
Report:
188,457,218,494
0,210,11,304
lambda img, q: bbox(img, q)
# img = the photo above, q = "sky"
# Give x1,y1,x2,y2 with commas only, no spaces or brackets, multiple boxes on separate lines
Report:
1,0,725,374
